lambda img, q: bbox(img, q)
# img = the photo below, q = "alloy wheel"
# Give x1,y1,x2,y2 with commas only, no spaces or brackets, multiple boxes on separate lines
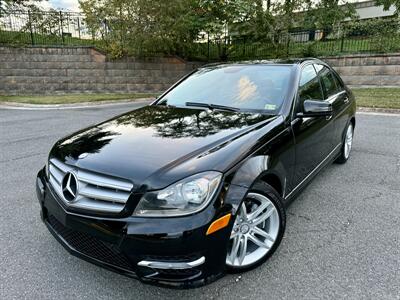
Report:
344,124,353,159
226,192,280,268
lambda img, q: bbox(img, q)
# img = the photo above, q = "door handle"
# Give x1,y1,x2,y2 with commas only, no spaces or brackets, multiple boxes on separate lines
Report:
343,97,349,104
326,115,333,120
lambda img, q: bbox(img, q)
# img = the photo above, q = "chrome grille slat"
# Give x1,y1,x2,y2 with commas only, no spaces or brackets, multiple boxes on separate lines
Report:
48,158,133,213
50,159,71,173
70,197,124,213
79,185,130,204
77,170,132,192
49,165,64,184
49,176,64,199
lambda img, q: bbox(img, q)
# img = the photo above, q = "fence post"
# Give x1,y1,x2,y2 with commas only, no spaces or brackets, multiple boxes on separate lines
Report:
340,31,345,52
59,11,64,45
243,37,246,57
28,10,35,45
207,33,210,61
286,34,290,57
77,17,81,39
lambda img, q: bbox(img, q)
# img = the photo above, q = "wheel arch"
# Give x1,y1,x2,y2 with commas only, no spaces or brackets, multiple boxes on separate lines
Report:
258,173,283,196
224,155,287,214
350,116,356,129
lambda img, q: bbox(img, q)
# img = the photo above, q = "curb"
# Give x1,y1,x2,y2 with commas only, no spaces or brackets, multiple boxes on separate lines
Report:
357,107,400,114
0,98,154,110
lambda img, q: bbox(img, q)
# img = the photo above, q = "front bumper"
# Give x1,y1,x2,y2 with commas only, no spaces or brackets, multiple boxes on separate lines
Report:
36,169,232,288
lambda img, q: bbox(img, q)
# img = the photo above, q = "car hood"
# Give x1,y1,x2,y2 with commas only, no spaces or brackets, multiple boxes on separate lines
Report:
51,105,279,191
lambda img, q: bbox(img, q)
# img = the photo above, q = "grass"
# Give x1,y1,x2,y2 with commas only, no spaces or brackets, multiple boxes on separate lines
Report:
0,93,158,105
353,88,400,109
0,89,399,109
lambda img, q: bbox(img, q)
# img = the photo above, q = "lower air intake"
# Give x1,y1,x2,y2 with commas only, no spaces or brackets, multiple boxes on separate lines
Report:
47,215,133,272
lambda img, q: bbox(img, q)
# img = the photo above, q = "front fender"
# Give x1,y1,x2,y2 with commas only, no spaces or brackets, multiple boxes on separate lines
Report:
223,155,288,214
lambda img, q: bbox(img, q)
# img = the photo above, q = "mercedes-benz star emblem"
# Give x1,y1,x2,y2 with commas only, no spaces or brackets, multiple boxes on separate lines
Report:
62,172,78,202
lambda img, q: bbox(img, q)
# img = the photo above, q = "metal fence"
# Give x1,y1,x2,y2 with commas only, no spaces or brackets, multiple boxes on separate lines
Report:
0,10,96,46
1,10,400,60
191,21,400,61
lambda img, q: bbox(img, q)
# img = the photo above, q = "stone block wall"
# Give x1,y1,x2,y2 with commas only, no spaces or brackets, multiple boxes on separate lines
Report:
0,46,200,95
1,47,399,94
322,53,400,87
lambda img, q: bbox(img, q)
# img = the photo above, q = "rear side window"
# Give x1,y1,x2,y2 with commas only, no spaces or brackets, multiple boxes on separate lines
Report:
331,71,344,90
298,65,323,104
315,64,340,99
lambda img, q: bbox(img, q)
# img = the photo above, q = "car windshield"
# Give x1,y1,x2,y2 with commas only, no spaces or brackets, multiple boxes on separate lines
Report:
158,65,293,114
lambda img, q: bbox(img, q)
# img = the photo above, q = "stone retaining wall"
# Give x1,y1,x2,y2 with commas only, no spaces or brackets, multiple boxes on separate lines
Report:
0,47,399,95
322,53,400,87
0,47,199,95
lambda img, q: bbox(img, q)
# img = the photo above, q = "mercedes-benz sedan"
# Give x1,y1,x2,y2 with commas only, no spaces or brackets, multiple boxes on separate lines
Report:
36,59,356,288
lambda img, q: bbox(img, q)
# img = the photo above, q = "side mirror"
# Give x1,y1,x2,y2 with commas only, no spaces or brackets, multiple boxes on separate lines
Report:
299,100,333,118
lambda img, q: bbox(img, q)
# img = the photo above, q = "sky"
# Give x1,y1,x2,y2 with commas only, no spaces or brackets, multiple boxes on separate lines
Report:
39,0,81,12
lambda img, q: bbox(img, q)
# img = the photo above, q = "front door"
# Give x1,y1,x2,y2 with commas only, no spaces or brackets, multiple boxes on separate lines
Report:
291,64,336,188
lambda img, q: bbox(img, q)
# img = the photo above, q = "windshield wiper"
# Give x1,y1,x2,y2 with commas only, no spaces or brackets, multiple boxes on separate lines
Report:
185,102,240,112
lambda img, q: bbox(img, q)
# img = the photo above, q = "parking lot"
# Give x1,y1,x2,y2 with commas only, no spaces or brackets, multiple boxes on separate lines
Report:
1,103,399,299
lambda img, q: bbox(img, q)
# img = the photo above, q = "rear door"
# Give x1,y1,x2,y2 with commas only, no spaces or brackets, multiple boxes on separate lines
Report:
314,64,350,147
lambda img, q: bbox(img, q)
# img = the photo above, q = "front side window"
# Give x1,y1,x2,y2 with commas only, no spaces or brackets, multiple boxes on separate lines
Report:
158,65,293,114
298,65,323,107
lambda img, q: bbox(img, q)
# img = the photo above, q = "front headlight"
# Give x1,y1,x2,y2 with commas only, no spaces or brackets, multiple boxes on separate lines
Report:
133,171,222,217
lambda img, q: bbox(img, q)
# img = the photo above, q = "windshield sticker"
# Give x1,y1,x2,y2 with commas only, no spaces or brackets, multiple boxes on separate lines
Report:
264,104,277,110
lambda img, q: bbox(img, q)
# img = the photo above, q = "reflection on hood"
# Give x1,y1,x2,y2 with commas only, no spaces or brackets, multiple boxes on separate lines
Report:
112,105,268,138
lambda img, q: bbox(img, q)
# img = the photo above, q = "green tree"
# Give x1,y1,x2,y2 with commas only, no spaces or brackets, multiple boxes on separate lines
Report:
303,0,356,39
79,0,208,58
376,0,400,15
1,0,45,13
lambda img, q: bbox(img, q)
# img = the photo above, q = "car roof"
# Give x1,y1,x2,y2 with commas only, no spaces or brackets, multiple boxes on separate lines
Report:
201,58,325,68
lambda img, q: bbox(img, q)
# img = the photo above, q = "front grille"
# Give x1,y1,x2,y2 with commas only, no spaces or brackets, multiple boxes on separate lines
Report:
48,158,133,213
47,215,133,271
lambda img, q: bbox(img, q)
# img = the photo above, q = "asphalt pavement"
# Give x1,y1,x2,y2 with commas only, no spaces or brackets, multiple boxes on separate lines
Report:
0,103,399,299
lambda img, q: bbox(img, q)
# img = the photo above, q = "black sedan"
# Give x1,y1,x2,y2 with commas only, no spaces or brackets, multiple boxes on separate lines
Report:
36,59,356,288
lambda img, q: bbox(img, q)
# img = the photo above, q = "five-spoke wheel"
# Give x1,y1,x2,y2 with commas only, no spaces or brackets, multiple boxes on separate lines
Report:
226,183,285,270
344,123,353,159
336,122,354,164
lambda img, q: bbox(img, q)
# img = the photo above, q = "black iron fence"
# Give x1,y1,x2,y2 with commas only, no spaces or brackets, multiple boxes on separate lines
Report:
0,10,97,46
190,20,400,61
1,9,400,60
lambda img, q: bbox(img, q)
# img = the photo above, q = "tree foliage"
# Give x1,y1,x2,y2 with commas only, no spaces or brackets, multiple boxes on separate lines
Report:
303,0,356,39
77,0,368,58
376,0,400,15
1,0,45,13
79,0,208,57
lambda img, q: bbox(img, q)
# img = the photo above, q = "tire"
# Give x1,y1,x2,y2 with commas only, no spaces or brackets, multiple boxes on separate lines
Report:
226,181,286,272
335,122,354,164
